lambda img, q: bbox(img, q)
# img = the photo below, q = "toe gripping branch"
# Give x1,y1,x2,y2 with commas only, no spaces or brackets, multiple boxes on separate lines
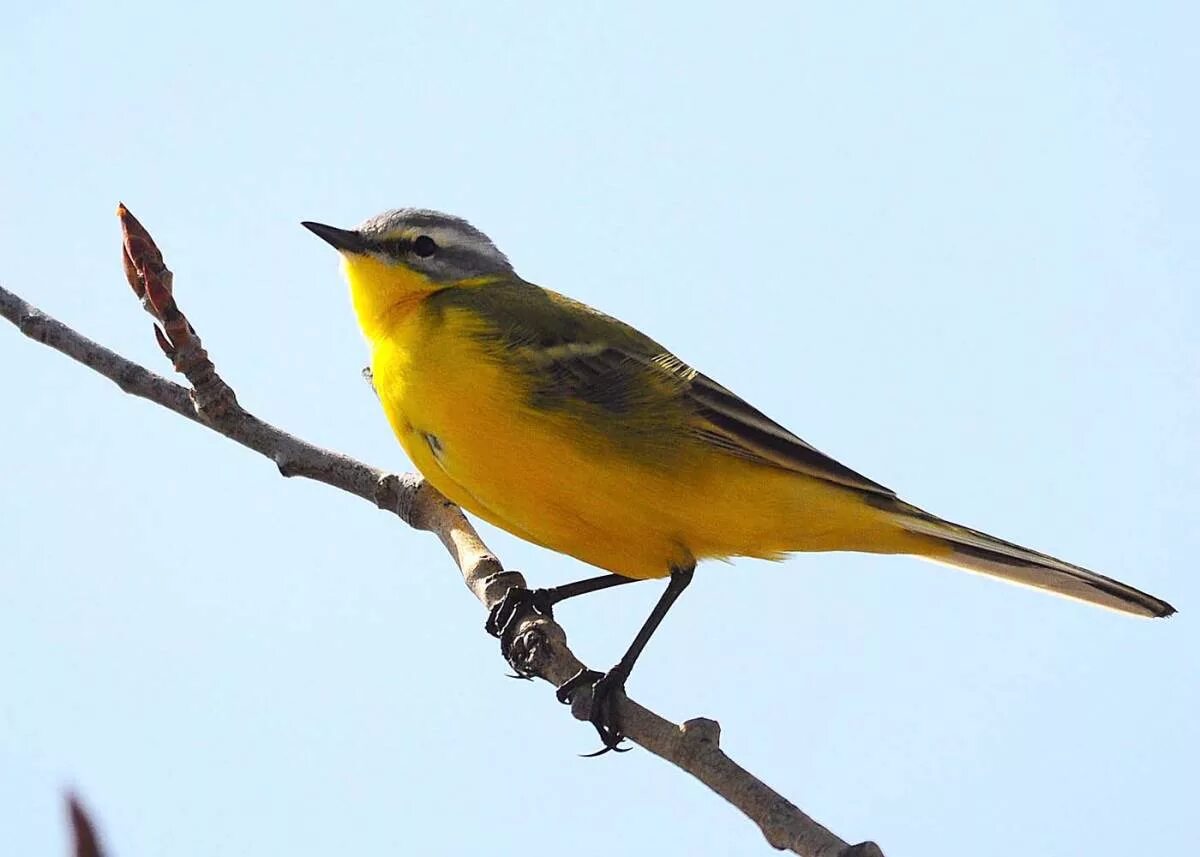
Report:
485,585,558,678
486,586,630,754
556,666,631,755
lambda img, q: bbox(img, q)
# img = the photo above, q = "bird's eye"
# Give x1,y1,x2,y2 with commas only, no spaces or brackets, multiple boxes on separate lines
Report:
412,235,438,258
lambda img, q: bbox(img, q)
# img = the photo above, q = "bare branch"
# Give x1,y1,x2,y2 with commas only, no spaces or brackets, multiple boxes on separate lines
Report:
0,208,884,856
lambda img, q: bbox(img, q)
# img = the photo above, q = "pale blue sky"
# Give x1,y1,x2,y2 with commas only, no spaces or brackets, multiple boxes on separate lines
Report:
2,3,1195,855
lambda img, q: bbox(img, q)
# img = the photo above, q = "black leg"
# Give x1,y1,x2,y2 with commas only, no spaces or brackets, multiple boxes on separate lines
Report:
486,573,640,677
543,573,640,604
556,563,695,754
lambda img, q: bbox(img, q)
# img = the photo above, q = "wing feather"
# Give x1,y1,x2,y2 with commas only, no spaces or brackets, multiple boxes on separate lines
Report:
529,339,894,498
684,370,894,497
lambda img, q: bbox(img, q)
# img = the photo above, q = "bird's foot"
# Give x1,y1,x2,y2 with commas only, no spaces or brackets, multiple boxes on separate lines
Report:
556,667,631,755
485,585,556,678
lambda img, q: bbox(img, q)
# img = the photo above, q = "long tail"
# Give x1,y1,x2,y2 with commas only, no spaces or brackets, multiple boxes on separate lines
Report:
888,502,1175,618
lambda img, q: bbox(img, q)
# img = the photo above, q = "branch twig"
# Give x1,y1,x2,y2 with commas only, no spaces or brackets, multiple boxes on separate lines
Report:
67,794,107,857
0,207,883,856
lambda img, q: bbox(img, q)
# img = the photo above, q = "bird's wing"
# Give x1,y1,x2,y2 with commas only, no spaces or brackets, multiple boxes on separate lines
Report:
679,364,895,498
531,338,895,500
430,280,895,498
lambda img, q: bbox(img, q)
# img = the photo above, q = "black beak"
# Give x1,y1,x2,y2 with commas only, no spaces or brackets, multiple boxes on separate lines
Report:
302,221,370,253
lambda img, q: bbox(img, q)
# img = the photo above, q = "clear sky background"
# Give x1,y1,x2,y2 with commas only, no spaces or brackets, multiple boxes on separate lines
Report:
2,3,1195,855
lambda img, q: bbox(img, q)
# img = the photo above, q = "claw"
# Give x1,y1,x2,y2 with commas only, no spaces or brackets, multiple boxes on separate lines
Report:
485,585,556,678
484,590,516,639
485,585,554,639
499,614,535,678
556,667,630,754
555,668,602,705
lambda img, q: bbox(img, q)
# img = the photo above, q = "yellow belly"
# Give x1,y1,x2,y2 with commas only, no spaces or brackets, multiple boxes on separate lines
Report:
371,308,909,580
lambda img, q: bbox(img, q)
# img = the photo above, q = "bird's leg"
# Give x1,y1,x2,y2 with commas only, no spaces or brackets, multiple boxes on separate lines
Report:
556,563,695,754
486,573,639,635
486,573,639,677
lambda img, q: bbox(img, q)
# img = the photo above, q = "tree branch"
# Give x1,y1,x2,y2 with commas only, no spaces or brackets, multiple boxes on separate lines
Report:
1,207,883,856
67,794,107,857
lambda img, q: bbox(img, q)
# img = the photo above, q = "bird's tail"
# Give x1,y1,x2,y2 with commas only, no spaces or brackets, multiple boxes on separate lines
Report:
887,502,1175,618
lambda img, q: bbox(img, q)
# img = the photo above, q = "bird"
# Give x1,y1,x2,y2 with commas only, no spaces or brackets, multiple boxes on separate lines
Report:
304,209,1175,752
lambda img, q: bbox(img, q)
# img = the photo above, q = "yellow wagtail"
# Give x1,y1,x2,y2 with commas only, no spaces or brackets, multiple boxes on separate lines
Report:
304,209,1174,752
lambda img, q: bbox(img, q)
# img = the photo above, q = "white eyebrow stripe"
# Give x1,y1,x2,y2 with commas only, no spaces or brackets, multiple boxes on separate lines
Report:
424,224,483,249
422,225,511,269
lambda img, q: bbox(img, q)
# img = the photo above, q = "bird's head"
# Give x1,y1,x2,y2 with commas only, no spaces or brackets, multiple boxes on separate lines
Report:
303,208,513,336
